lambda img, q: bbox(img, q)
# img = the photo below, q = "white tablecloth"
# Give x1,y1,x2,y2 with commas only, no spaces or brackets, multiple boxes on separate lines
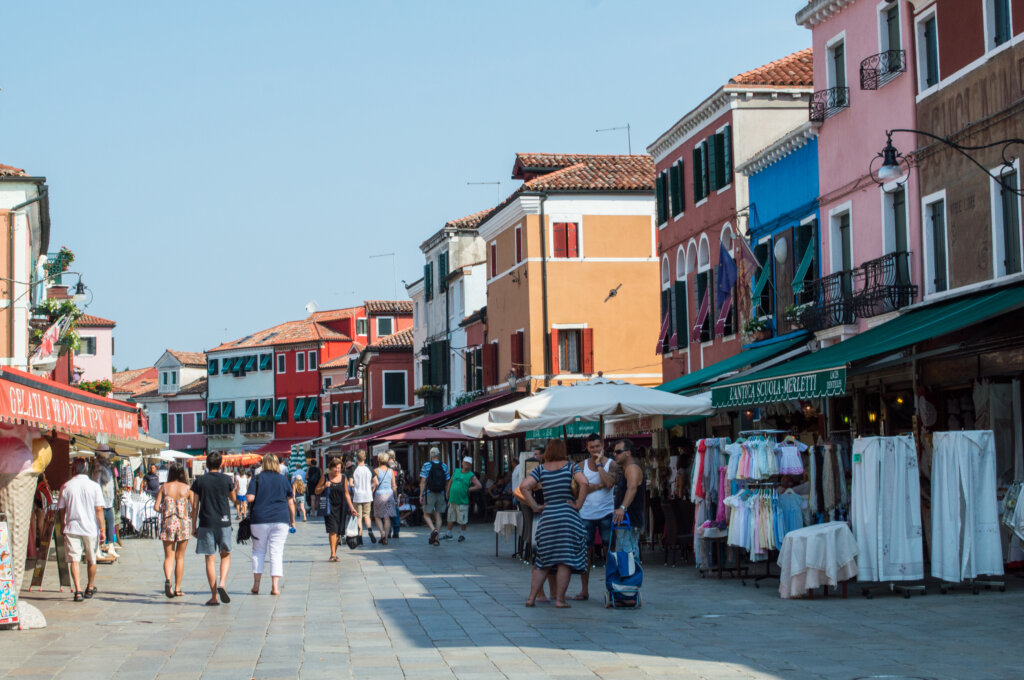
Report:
120,493,158,532
777,521,858,599
493,511,522,540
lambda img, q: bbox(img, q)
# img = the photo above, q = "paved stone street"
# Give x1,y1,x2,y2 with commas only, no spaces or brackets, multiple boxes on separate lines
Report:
1,519,1019,680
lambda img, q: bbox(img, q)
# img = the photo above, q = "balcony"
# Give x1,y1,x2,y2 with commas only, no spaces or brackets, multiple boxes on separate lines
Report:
860,50,906,90
795,251,917,332
809,86,850,122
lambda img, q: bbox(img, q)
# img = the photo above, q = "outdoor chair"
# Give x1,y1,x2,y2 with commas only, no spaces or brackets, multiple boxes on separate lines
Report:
661,499,695,566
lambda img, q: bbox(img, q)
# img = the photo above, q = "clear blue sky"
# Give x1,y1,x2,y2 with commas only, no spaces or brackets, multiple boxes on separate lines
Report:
0,1,809,370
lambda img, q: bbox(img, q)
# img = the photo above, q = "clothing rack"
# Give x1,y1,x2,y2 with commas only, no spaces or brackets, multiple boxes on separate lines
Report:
739,429,788,437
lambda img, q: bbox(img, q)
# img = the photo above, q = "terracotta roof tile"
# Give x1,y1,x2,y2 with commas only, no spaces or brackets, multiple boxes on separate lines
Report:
112,367,158,397
132,386,159,399
0,163,27,177
364,300,413,315
521,155,654,192
321,355,351,368
166,350,207,367
727,48,813,89
78,313,116,328
178,377,208,395
208,319,350,352
305,306,363,323
444,208,493,230
367,327,414,351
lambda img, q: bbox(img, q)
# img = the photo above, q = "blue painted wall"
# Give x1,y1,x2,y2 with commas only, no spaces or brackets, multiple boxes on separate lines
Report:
748,138,819,238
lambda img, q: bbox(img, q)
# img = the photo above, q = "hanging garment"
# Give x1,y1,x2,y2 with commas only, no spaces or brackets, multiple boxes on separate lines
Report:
930,431,1004,583
851,435,924,582
775,440,807,476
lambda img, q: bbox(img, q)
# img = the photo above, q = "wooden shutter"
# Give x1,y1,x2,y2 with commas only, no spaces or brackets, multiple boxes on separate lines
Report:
510,332,524,378
566,223,579,258
553,223,568,257
655,174,665,224
669,164,681,217
674,280,688,343
692,146,702,201
439,251,449,291
515,227,522,263
581,328,594,375
678,160,685,212
424,263,433,300
708,135,720,192
490,243,497,278
465,351,473,392
482,343,495,387
549,329,560,375
722,125,733,186
701,140,710,200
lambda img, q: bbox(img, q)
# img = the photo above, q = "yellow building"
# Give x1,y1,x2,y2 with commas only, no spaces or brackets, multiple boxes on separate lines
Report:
475,153,660,393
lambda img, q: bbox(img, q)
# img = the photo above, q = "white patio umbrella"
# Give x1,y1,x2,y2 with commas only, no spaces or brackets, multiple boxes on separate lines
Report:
155,449,195,462
484,376,712,423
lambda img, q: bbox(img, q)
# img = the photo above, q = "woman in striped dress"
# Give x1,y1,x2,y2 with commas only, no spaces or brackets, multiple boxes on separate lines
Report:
518,439,589,608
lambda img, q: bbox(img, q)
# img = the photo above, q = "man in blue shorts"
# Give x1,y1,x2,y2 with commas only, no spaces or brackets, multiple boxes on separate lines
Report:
191,451,234,606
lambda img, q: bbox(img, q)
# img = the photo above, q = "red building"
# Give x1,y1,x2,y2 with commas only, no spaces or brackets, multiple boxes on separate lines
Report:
358,327,415,423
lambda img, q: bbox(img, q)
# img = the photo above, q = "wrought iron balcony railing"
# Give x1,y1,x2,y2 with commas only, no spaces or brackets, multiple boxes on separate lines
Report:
853,251,917,318
860,49,907,90
795,251,917,332
809,86,850,122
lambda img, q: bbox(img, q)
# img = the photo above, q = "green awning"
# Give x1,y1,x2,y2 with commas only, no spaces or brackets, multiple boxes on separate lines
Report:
274,400,287,422
656,334,808,395
244,355,257,372
293,397,306,420
221,402,235,418
233,356,245,372
244,400,257,418
304,398,318,421
259,354,272,370
259,400,272,418
208,359,218,375
712,283,1024,408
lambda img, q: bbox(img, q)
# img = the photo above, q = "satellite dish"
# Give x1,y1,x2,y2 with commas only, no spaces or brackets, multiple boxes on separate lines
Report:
305,301,319,314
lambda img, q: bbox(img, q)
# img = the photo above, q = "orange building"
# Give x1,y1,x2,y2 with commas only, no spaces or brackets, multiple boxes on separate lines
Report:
474,153,660,392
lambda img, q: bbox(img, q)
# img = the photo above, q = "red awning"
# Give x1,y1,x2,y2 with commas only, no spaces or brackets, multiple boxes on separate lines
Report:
253,438,307,455
367,390,516,442
0,367,140,440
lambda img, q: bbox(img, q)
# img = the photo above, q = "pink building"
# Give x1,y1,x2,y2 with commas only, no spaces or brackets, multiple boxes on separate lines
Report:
134,350,209,454
75,313,116,382
797,0,923,342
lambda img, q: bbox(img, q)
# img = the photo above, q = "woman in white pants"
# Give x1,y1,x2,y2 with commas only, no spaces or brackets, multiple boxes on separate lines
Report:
245,454,296,595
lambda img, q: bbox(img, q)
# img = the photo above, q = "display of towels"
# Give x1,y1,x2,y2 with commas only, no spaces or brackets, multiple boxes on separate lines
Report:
930,430,1004,583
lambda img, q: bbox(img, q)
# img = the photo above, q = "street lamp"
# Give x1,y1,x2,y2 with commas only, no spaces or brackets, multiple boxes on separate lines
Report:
871,129,1024,197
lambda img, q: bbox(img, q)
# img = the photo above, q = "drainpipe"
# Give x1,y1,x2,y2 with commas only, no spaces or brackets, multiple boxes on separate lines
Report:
519,191,550,386
7,185,48,367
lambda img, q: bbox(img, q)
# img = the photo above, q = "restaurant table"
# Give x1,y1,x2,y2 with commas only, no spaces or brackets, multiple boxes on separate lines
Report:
120,493,159,535
777,521,858,599
493,510,521,557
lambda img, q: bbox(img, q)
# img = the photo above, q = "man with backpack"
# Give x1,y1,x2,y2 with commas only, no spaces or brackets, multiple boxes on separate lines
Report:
418,447,450,546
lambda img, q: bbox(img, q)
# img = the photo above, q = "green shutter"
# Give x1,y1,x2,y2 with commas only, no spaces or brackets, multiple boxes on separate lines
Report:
208,403,220,419
669,164,681,217
293,397,306,420
424,263,433,301
655,174,665,224
244,355,256,372
304,398,318,420
678,160,686,211
259,399,272,417
692,146,702,201
674,280,688,340
925,18,939,87
700,140,710,200
722,125,732,186
274,399,287,422
221,402,234,418
245,400,257,418
208,359,218,375
708,136,720,192
439,251,449,291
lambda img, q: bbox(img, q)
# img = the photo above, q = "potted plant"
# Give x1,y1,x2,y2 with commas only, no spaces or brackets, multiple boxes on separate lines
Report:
415,384,445,414
741,316,770,340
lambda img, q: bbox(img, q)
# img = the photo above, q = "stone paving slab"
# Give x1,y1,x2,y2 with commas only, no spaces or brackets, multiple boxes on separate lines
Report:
1,519,1021,678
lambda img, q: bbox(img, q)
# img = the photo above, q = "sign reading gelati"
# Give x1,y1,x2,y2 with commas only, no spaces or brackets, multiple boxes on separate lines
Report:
712,367,846,408
0,371,139,440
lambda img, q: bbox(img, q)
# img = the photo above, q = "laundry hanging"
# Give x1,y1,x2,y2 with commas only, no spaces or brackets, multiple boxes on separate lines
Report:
851,435,924,582
930,430,1004,583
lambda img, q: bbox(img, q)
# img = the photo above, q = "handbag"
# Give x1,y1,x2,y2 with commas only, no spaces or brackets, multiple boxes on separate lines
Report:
237,515,252,544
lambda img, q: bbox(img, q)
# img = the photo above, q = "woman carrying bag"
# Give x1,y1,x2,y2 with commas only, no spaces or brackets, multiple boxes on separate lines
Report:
371,451,399,545
245,454,296,595
315,457,349,561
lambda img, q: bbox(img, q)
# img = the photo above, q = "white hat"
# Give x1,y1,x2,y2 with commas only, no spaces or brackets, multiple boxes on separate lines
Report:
462,456,473,465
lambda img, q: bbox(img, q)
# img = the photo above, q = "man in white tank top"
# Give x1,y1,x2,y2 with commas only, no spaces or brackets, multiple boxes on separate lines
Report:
574,434,617,600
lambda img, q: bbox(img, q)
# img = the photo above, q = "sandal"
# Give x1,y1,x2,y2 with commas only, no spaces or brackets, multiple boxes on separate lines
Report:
328,555,339,562
73,591,84,602
84,586,97,599
175,590,184,597
165,580,174,599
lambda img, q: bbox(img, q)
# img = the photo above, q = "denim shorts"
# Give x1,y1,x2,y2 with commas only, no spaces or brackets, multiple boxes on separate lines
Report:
195,526,232,555
582,514,612,547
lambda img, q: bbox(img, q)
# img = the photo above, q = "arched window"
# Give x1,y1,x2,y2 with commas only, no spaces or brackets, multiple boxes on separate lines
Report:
698,234,711,271
720,222,735,254
661,255,671,289
675,246,687,281
686,240,698,275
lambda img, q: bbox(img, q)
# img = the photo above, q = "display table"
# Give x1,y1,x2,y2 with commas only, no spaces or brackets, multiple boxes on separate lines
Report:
120,493,158,534
777,521,858,599
493,510,521,557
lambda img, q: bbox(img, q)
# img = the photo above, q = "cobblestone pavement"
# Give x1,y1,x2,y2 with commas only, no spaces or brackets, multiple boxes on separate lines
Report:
1,519,1019,679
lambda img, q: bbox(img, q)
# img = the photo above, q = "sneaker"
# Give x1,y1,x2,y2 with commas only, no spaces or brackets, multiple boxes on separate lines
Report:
441,533,453,540
458,535,465,543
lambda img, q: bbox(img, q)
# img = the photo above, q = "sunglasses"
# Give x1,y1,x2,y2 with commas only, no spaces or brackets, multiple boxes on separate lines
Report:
613,449,625,454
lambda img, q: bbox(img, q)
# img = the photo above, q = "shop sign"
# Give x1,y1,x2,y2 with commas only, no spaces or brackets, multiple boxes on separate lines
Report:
525,421,600,440
711,367,846,408
606,414,663,437
0,378,138,440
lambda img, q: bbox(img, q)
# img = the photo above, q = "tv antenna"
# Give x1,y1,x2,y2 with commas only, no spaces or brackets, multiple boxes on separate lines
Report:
596,123,632,154
467,181,502,203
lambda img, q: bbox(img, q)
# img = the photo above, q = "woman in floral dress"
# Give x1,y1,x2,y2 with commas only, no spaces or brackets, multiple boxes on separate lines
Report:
155,463,195,598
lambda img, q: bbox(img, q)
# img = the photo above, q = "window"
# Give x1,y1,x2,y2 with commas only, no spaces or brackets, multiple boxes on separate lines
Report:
655,170,669,225
352,401,361,424
557,329,581,373
438,250,449,291
674,274,688,347
174,413,183,434
828,36,848,106
883,188,911,285
160,372,166,386
308,350,318,370
383,371,407,407
259,353,272,371
342,402,350,427
986,0,1012,48
992,167,1022,277
347,360,358,380
753,241,774,319
296,352,305,372
330,403,339,429
274,398,287,422
793,219,818,305
881,2,901,55
160,413,168,434
489,242,497,278
424,261,434,301
377,317,393,337
194,412,204,433
208,359,219,375
923,194,948,294
510,331,525,378
515,225,523,263
917,13,939,90
304,397,317,421
293,397,307,421
356,318,368,335
323,376,333,390
671,160,685,217
79,336,96,356
276,354,286,374
552,222,579,258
